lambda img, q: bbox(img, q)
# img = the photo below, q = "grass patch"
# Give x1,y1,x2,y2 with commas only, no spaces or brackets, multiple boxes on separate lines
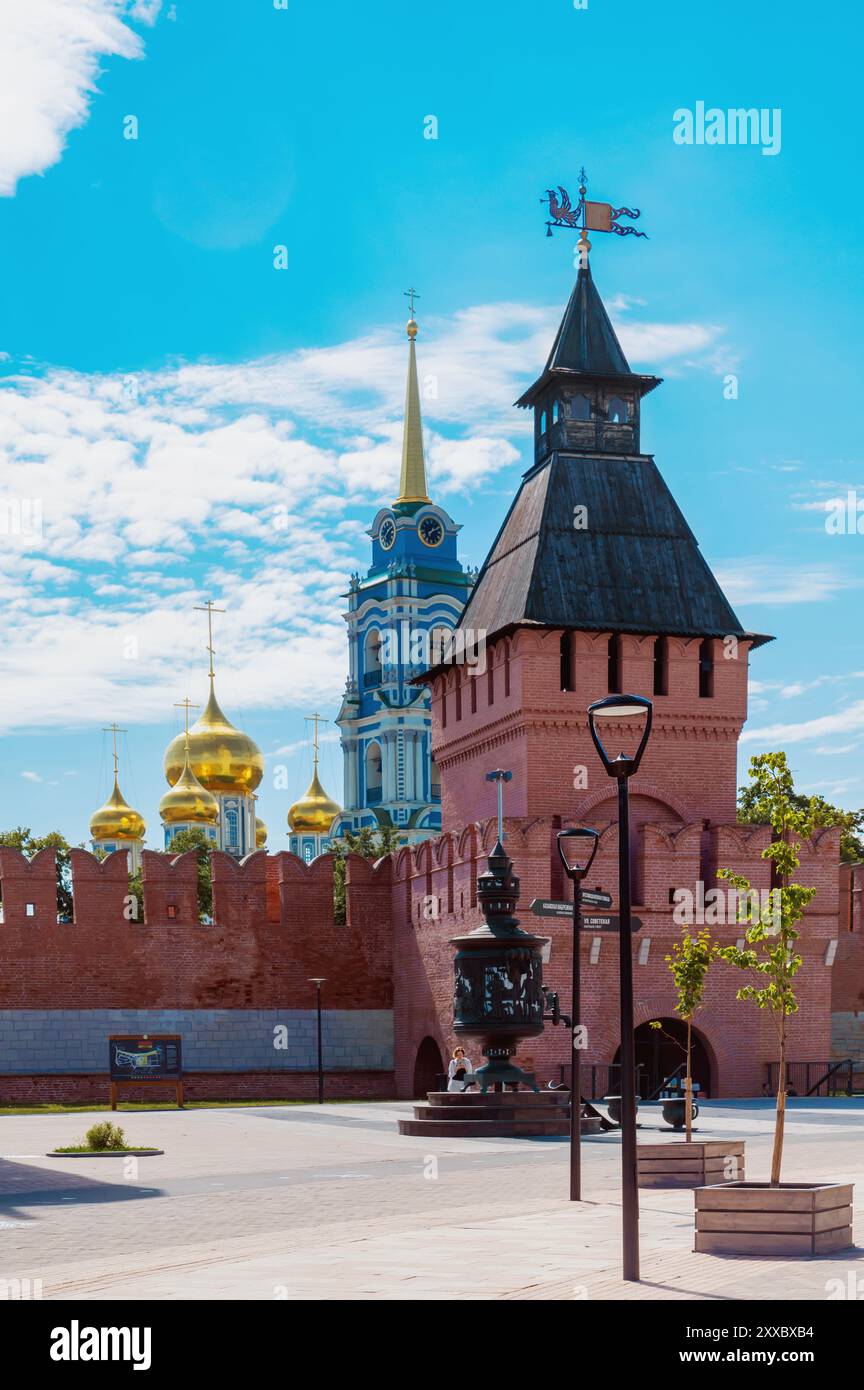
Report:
53,1145,161,1154
0,1097,392,1116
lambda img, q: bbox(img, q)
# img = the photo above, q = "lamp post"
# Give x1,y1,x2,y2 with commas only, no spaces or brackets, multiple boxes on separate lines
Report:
587,693,653,1283
308,977,326,1104
485,769,512,843
557,827,599,1202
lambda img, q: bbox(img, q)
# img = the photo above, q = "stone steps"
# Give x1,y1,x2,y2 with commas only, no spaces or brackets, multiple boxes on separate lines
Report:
398,1088,602,1138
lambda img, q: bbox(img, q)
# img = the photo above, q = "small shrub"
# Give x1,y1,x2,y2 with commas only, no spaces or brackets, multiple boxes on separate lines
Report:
84,1120,126,1151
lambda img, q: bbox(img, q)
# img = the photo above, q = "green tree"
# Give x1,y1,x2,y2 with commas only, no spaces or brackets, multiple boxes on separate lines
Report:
0,827,78,920
738,778,863,864
331,824,402,924
165,827,213,921
650,926,718,1142
719,752,818,1185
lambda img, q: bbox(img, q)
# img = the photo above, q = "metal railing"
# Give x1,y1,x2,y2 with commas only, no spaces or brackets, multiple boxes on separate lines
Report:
560,1062,650,1100
765,1059,854,1097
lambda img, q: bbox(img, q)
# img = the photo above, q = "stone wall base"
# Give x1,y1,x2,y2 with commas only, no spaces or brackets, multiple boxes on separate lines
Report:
0,1071,396,1105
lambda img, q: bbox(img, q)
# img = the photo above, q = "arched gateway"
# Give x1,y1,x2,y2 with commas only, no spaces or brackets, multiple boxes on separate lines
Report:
412,1036,444,1098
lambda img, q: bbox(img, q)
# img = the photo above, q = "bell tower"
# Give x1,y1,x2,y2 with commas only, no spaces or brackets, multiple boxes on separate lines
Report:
332,296,475,845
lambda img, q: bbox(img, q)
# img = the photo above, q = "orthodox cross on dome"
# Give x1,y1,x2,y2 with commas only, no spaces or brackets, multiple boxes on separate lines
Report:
194,599,226,679
541,168,647,259
102,722,127,780
174,696,199,749
305,712,327,769
403,285,420,319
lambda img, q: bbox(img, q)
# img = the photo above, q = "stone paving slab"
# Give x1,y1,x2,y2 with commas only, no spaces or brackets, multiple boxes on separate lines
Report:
1,1099,861,1300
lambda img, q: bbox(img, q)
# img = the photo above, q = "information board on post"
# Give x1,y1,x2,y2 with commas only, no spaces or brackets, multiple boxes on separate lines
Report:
108,1034,184,1109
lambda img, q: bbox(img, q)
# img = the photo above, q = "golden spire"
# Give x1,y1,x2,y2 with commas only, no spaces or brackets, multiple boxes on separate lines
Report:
90,723,146,841
394,288,431,507
287,713,341,835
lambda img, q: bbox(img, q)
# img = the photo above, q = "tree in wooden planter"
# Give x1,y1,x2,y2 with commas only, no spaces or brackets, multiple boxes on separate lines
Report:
637,929,746,1190
694,753,853,1254
650,925,718,1141
717,752,817,1185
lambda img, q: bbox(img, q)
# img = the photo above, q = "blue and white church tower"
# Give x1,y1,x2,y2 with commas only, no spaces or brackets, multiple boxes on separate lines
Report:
331,305,474,845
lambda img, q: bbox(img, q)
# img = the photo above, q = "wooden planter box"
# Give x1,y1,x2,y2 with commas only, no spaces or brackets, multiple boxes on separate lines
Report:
694,1182,855,1255
638,1140,745,1189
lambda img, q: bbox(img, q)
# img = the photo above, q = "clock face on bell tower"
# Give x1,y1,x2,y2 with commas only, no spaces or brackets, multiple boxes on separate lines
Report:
419,515,444,547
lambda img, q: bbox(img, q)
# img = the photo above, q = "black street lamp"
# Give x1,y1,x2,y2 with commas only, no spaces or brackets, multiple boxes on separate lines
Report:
557,827,599,1202
308,977,327,1104
587,693,653,1282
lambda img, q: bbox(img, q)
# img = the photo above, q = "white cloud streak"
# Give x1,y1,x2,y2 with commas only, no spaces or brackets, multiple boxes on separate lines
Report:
0,1,158,197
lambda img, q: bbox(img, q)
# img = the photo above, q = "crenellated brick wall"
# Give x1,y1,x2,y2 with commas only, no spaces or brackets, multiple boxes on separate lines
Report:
0,817,853,1103
0,846,394,1101
386,815,843,1100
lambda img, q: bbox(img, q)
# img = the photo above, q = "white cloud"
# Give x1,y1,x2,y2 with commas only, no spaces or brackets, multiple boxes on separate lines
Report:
742,701,864,746
20,770,43,781
0,300,730,733
715,558,861,606
0,1,157,197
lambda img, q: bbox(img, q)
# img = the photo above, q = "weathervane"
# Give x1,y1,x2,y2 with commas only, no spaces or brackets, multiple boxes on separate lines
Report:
542,168,646,240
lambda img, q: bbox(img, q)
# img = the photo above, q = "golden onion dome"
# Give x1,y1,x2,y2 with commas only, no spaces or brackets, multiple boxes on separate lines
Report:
255,817,268,849
288,769,341,835
163,679,264,796
159,753,220,826
90,780,146,841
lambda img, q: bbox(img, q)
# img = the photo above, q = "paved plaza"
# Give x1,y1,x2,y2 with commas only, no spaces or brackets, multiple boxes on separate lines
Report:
1,1099,862,1301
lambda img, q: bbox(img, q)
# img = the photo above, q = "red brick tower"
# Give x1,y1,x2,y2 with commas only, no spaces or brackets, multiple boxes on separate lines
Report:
425,257,772,841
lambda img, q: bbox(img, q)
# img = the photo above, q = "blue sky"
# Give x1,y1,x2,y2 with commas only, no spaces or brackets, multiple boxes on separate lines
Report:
0,0,861,848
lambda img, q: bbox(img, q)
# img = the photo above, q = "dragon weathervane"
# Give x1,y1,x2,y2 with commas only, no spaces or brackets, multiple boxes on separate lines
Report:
542,168,646,241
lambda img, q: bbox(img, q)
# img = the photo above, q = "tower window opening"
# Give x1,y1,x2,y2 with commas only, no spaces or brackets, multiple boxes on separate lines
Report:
539,409,547,435
455,670,462,721
560,631,574,691
25,902,35,918
552,400,560,425
431,760,441,801
470,675,477,714
609,395,630,424
363,628,382,689
504,641,511,697
572,393,591,421
653,636,668,696
699,638,714,699
608,634,621,693
487,654,495,706
365,742,383,803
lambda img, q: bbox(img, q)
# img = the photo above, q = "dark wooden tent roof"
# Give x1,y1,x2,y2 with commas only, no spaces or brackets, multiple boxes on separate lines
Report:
419,261,772,677
456,452,770,645
515,265,661,408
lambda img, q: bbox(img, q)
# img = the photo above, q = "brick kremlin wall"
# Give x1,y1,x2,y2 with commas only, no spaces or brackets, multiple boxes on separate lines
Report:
434,630,751,830
389,814,843,1100
0,846,394,1102
0,821,853,1103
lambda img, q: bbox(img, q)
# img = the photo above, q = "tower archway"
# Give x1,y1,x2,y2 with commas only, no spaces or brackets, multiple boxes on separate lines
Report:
412,1036,445,1098
614,1018,714,1098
